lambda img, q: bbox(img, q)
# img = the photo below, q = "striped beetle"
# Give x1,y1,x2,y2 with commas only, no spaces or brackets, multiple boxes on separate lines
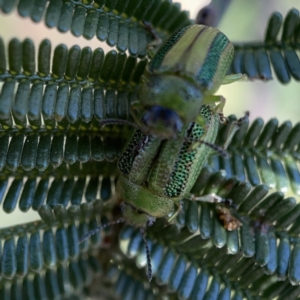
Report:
102,24,244,139
81,100,248,281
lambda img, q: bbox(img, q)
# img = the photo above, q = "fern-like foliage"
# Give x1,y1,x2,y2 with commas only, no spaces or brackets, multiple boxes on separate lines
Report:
210,115,300,197
0,38,145,129
0,1,300,299
231,9,300,83
0,0,191,57
5,169,296,299
0,202,103,299
0,132,123,171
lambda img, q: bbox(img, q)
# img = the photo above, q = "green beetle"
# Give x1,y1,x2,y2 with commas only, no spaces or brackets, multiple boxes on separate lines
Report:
100,24,243,139
81,100,248,281
118,105,247,228
134,24,243,139
117,104,247,281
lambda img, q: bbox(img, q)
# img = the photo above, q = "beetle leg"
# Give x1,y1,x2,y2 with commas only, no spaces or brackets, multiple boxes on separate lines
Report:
222,73,246,85
98,118,141,129
218,112,228,124
187,138,228,157
222,111,249,150
189,194,239,212
202,95,226,115
213,96,229,123
167,201,183,223
130,103,148,131
194,95,220,132
190,193,228,204
143,21,162,56
203,94,223,106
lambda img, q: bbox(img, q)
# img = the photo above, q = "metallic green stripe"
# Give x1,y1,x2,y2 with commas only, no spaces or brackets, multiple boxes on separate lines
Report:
148,25,192,72
164,105,212,198
196,32,229,88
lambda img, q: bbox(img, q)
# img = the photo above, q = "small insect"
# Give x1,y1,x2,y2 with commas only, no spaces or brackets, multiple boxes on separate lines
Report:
80,102,249,281
100,23,244,139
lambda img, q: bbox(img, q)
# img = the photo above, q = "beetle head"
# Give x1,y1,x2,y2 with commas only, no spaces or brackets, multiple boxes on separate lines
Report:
139,74,203,138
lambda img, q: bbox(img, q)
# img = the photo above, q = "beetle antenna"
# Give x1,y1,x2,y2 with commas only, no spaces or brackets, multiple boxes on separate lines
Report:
79,217,125,243
140,227,152,282
223,111,250,150
199,140,229,157
237,111,250,125
99,119,141,130
142,21,162,48
186,139,228,158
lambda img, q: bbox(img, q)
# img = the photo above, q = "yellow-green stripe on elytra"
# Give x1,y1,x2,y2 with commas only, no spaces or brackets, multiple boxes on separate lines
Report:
148,26,191,72
148,25,234,94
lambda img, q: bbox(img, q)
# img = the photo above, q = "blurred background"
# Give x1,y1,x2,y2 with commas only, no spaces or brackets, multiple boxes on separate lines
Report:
0,0,299,226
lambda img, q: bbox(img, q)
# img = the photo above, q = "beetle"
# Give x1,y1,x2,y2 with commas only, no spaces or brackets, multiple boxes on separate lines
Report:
117,106,248,228
80,100,249,281
101,24,244,139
